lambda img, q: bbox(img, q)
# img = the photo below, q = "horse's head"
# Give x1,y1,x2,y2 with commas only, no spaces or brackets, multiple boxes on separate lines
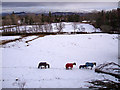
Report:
73,62,76,65
93,62,96,66
47,64,50,68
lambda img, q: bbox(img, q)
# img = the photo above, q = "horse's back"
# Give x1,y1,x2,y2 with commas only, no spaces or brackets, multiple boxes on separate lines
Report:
38,62,50,69
86,62,94,67
40,62,47,64
38,62,47,67
66,63,73,68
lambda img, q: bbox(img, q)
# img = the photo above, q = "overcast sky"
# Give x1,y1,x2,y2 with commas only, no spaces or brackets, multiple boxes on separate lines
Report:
2,2,118,13
2,0,119,2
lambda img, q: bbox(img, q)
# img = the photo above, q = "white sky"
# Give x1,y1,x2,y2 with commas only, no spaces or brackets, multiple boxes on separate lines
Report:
1,1,119,13
1,0,119,2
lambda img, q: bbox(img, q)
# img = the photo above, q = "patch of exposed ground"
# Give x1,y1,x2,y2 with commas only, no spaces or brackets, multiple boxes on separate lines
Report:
0,35,45,47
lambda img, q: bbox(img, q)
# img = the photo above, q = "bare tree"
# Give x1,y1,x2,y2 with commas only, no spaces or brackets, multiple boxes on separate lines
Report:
3,15,12,33
23,24,27,33
72,22,78,33
78,25,85,32
2,19,6,33
5,15,12,26
37,14,42,32
13,78,26,89
48,24,53,32
55,22,65,33
39,25,44,32
11,14,20,33
44,23,49,32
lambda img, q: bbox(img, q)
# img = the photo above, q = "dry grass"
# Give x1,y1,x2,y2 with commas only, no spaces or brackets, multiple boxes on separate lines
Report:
88,79,120,89
0,35,45,45
0,35,27,45
25,35,45,43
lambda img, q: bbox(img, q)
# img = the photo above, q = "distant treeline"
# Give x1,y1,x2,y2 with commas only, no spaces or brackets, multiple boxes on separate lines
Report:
2,8,120,33
90,9,120,33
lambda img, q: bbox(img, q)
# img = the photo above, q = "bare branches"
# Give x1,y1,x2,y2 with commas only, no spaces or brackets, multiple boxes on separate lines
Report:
88,62,120,89
95,62,120,79
88,79,120,89
55,22,65,33
43,23,53,33
72,23,78,33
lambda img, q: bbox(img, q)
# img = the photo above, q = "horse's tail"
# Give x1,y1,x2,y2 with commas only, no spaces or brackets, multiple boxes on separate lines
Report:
38,63,40,68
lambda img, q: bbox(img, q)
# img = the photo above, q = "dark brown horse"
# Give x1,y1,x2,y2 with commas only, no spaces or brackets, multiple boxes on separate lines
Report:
38,62,50,69
79,65,87,69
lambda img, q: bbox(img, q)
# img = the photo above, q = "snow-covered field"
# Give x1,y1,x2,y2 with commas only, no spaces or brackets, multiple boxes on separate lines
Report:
0,36,21,41
0,22,101,33
1,33,118,88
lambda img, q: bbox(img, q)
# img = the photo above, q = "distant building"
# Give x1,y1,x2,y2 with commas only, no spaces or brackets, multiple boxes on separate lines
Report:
82,20,90,23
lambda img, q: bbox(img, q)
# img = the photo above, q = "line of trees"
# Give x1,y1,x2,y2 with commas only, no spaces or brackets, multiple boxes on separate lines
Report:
1,8,120,34
85,8,120,33
2,11,84,26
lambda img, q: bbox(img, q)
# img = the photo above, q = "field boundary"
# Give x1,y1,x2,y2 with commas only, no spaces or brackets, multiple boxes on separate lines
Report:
1,32,119,36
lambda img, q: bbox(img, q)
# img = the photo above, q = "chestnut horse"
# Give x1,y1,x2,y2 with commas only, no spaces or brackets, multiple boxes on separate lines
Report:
65,62,76,69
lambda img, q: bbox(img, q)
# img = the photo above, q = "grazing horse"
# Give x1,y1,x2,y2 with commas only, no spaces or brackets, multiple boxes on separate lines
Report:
79,65,87,69
85,62,96,69
38,62,50,69
65,62,76,69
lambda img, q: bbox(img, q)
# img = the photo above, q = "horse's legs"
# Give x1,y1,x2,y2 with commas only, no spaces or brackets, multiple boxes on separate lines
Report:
45,65,46,69
85,66,88,69
40,66,42,69
79,66,81,69
91,66,93,70
66,67,68,70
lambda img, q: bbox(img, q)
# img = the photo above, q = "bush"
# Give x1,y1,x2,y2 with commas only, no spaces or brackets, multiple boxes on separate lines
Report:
100,25,113,32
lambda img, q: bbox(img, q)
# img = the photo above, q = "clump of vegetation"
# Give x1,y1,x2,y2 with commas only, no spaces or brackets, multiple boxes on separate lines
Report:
88,79,120,89
13,77,26,89
88,62,120,89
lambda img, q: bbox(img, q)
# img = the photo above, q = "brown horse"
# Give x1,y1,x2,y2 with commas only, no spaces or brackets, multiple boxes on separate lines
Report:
38,62,50,69
79,65,87,69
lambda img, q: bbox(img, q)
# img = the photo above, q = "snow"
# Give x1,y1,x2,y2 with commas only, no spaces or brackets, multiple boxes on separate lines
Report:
22,36,38,41
0,36,21,41
82,20,90,23
0,22,101,33
50,22,101,32
1,36,39,48
0,25,16,29
1,33,118,88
